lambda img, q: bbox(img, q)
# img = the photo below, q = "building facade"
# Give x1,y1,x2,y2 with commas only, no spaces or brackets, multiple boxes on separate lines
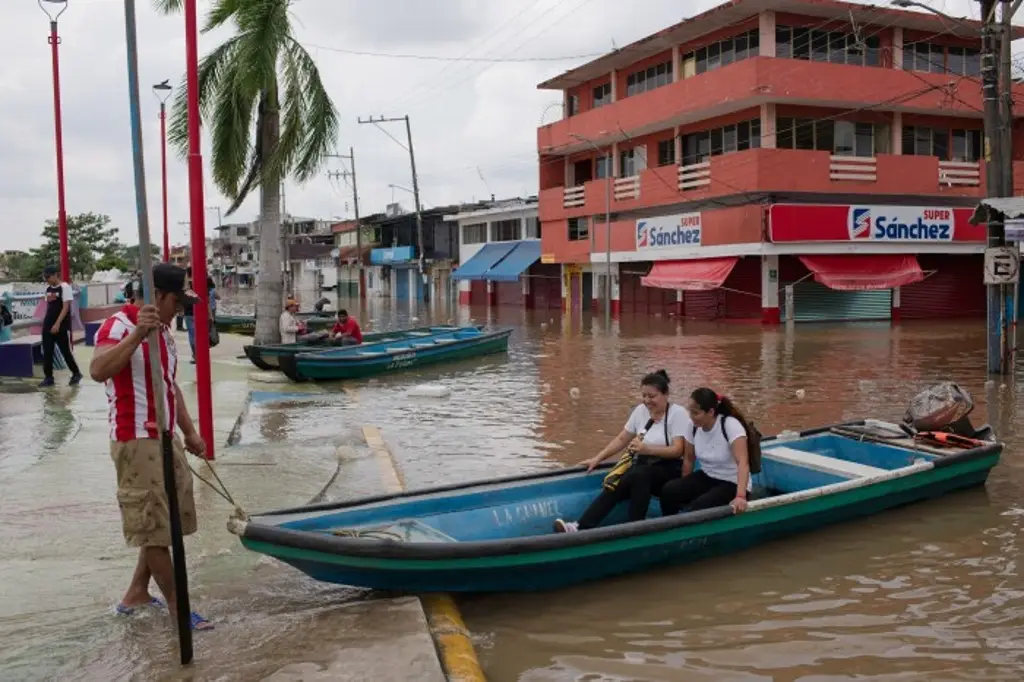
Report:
447,198,558,308
364,204,461,302
537,0,1024,323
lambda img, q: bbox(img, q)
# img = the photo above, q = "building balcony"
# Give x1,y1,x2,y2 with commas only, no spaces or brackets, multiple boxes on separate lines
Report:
539,149,1024,223
538,56,1024,154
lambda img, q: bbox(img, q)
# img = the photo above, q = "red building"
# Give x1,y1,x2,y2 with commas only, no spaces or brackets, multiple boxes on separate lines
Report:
537,0,1024,323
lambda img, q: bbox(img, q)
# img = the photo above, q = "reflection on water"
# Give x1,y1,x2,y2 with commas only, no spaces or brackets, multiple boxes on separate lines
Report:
1,290,1023,681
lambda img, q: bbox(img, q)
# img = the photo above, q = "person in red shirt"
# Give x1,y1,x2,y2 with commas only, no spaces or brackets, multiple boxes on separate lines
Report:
330,309,363,346
89,263,213,631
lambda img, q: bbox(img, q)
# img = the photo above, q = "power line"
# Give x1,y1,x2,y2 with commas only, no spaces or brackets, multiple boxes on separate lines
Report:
305,42,604,63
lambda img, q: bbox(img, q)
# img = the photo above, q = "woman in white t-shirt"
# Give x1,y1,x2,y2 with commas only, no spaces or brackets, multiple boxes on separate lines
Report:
553,370,693,533
660,387,752,515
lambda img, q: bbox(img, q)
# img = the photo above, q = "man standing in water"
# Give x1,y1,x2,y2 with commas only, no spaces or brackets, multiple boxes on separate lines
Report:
89,263,212,631
40,265,82,387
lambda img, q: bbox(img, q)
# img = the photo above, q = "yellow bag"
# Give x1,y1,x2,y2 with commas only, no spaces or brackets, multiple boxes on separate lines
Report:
602,451,634,492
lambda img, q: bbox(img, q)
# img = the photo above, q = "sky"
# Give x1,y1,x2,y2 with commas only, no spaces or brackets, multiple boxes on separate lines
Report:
0,0,985,252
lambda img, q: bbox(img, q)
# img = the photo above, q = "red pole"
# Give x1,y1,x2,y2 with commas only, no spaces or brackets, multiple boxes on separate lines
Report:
184,0,215,460
48,19,70,283
160,103,170,263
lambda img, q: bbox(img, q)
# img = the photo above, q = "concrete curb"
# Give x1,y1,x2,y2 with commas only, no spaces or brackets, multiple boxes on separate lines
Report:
361,425,487,682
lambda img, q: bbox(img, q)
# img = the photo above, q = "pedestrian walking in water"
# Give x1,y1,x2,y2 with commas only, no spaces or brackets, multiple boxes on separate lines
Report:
40,265,82,387
89,262,212,631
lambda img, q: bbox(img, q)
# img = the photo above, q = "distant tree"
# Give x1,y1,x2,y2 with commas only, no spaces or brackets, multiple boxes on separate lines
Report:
21,212,129,280
122,243,161,270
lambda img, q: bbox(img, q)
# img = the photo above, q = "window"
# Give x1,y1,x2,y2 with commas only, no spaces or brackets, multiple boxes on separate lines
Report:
593,82,611,108
687,30,759,77
776,26,881,68
904,41,956,74
657,138,676,166
595,155,611,179
681,117,760,165
523,217,539,240
463,223,486,245
903,126,981,162
567,94,579,117
235,226,248,237
619,148,636,177
568,217,589,242
626,59,672,96
492,219,520,242
778,117,879,157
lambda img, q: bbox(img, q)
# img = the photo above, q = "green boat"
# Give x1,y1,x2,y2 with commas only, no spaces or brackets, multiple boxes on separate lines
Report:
215,311,335,336
278,326,513,381
242,325,481,371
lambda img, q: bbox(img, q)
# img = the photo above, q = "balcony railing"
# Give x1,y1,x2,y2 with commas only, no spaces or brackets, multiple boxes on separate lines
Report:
829,155,877,182
938,160,981,187
613,175,640,201
678,161,711,191
563,185,585,208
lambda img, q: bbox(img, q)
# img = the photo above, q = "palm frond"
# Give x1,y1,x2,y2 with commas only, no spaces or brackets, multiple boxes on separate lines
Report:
278,38,339,183
152,0,183,14
166,35,242,159
204,0,245,31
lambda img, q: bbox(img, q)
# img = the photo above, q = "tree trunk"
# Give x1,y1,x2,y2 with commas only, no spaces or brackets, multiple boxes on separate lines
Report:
254,90,283,345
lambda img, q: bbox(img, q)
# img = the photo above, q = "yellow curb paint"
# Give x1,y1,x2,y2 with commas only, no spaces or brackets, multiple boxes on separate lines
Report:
360,425,487,682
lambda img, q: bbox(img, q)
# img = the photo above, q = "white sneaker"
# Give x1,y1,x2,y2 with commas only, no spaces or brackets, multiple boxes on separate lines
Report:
553,519,579,533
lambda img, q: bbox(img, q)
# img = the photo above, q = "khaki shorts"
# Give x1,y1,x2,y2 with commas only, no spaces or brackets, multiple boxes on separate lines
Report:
110,438,197,547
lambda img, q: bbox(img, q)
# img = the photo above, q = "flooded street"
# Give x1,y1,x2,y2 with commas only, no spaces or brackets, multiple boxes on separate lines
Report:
2,290,1022,681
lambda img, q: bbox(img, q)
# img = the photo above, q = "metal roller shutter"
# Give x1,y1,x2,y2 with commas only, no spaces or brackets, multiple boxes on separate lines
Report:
684,291,721,319
495,281,524,306
791,282,892,322
900,255,985,319
723,256,762,319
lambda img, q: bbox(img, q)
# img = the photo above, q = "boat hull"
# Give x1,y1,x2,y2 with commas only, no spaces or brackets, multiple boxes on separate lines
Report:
216,312,334,337
237,432,1000,592
280,329,512,382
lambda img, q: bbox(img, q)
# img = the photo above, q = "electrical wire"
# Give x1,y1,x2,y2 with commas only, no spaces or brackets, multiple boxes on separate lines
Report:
304,42,605,63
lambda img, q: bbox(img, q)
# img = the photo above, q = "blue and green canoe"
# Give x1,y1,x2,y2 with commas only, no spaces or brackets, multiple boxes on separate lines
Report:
277,325,512,382
228,420,1001,592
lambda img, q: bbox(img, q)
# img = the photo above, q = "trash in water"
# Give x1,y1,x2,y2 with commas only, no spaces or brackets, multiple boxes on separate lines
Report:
795,389,806,400
407,383,451,398
569,387,581,399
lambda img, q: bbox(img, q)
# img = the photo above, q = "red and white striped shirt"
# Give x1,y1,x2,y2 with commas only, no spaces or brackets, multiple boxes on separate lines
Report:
95,305,179,442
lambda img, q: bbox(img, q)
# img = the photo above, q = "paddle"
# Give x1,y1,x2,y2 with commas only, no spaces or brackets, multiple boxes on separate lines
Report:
121,0,193,664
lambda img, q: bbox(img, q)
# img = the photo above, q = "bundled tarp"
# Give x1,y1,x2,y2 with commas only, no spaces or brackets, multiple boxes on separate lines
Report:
903,382,975,432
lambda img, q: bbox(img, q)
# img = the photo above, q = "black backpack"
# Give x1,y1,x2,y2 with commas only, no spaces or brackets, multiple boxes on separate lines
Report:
0,303,12,327
693,418,763,474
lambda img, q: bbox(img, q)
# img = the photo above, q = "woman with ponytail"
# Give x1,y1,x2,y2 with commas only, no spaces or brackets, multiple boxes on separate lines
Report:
659,387,752,515
552,369,693,533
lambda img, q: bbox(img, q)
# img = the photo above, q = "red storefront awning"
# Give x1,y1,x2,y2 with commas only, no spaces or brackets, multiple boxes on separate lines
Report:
641,257,738,291
798,255,925,291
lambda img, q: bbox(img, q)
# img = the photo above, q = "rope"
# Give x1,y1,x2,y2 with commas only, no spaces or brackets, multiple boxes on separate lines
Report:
330,528,405,541
185,458,250,521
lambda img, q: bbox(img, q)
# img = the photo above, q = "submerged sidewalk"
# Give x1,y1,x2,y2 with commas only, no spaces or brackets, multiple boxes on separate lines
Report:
0,330,447,682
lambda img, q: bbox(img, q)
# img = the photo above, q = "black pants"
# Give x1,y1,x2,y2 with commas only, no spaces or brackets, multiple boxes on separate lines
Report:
42,326,80,378
659,470,737,516
578,463,679,530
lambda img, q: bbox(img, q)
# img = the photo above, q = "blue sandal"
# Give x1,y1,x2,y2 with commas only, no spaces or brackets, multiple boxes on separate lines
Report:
190,612,214,631
114,596,166,616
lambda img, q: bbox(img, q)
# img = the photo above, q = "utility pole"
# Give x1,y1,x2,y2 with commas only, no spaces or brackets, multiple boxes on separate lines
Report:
327,148,364,298
358,114,427,302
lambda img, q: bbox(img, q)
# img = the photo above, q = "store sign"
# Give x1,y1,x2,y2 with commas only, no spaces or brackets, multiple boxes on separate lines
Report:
769,204,985,243
636,213,702,250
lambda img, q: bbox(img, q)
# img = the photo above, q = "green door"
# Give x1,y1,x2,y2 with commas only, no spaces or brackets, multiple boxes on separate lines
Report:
791,282,892,322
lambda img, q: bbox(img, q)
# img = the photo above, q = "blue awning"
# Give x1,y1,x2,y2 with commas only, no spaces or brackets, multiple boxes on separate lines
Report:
485,241,541,282
452,242,518,281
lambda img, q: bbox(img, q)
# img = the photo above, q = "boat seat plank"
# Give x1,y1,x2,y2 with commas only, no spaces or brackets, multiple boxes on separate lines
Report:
764,446,887,479
433,339,456,345
408,331,431,336
358,351,388,357
412,343,434,348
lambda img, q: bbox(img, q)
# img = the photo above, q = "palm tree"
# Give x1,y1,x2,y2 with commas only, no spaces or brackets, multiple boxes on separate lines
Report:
155,0,338,343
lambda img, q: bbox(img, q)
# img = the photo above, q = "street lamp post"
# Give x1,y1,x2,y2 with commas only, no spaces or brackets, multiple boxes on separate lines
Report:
153,80,172,263
39,0,70,282
571,133,613,326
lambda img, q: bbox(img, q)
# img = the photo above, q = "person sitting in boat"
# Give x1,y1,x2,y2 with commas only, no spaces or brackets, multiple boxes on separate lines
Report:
330,309,363,346
553,369,692,533
279,298,306,344
658,388,752,516
313,297,332,313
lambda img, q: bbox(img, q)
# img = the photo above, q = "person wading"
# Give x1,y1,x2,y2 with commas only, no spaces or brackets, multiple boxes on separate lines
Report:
40,265,82,387
89,263,212,631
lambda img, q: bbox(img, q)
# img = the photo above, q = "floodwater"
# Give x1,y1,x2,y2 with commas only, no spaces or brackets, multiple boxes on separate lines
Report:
2,289,1023,681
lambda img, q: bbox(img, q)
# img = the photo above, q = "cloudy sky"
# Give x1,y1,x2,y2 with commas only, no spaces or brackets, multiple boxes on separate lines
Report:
0,0,984,252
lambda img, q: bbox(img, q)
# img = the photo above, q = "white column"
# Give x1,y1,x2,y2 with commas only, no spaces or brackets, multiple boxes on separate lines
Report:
891,111,903,155
609,70,617,102
611,269,621,316
560,264,569,309
760,103,776,149
759,11,776,57
893,28,904,70
611,142,620,177
671,45,681,82
762,255,780,323
674,125,682,166
410,268,417,301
